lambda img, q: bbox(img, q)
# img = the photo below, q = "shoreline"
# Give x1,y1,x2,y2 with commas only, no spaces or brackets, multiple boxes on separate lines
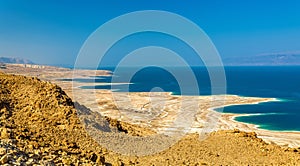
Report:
219,110,300,147
2,71,300,165
1,63,300,148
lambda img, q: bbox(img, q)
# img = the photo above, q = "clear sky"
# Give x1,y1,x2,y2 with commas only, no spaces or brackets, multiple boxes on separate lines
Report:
1,0,300,66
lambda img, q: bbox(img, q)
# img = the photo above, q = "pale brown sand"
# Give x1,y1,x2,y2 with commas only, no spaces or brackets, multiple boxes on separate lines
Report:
93,90,300,148
2,63,300,148
2,71,300,165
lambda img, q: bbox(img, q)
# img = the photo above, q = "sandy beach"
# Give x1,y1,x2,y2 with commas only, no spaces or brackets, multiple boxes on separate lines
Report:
1,63,300,165
2,63,300,148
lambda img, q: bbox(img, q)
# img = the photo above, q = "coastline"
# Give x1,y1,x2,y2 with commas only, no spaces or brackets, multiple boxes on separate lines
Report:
207,98,300,148
1,63,300,148
221,112,300,148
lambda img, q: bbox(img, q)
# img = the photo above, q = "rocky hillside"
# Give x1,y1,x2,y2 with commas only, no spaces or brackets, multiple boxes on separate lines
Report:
0,72,109,165
0,72,299,165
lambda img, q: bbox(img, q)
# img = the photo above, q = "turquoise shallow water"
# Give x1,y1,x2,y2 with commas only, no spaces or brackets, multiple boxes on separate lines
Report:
71,66,300,132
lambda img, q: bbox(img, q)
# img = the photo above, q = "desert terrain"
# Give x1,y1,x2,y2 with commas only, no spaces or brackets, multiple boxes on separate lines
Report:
0,64,300,165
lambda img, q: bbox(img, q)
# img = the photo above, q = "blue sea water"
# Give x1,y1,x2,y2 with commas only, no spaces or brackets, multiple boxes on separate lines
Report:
73,66,300,132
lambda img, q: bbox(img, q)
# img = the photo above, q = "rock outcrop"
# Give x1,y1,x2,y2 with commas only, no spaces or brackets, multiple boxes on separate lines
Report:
0,72,299,165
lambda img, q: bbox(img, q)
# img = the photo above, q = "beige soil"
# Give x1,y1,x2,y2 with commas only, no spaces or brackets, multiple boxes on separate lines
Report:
0,65,300,165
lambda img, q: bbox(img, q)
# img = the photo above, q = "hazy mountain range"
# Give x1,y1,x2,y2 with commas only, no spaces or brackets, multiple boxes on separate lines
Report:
224,52,300,66
0,57,34,64
1,52,300,67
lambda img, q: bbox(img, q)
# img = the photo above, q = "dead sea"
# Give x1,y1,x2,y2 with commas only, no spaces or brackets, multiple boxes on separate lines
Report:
3,63,300,148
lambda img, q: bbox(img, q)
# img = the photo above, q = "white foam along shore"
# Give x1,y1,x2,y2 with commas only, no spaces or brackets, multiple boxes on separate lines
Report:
94,89,300,148
209,96,278,132
212,98,300,148
2,64,300,148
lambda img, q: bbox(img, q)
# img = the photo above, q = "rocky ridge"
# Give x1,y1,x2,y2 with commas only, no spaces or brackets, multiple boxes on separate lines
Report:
0,72,300,165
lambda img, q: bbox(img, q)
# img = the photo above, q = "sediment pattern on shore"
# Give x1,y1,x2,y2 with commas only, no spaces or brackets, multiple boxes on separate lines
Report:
0,70,300,165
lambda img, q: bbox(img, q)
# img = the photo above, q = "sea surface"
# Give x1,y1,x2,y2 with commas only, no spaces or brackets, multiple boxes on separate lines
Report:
69,66,300,132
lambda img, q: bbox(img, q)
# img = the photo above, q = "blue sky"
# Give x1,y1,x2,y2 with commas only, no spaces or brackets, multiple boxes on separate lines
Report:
1,0,300,66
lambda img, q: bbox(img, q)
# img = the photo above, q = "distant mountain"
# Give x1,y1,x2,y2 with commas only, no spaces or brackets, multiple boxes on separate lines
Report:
0,57,34,64
224,52,300,66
